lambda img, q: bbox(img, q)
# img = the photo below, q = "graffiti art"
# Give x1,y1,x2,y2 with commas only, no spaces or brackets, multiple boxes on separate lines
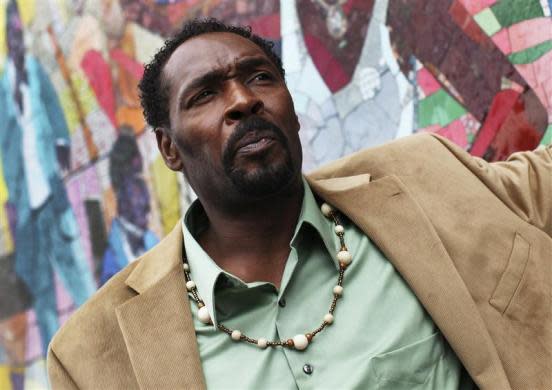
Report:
0,0,550,388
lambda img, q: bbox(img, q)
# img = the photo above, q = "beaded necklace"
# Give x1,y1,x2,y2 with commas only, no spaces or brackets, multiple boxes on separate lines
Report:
182,202,351,351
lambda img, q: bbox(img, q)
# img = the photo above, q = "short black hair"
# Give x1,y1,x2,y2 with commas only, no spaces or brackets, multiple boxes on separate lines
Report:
139,18,285,130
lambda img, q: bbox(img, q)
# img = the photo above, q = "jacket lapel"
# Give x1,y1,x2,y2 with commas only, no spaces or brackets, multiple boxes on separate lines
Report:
115,224,206,390
307,174,511,389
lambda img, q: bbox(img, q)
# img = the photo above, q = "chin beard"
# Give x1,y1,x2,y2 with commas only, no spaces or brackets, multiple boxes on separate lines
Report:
222,115,299,197
226,157,296,197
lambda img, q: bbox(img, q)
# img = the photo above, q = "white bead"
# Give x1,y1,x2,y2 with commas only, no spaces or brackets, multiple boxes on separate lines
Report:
197,306,211,324
333,285,343,296
183,263,190,271
337,250,352,265
257,338,268,349
231,330,242,341
293,334,309,351
334,225,344,234
186,280,196,291
324,313,334,324
321,203,333,217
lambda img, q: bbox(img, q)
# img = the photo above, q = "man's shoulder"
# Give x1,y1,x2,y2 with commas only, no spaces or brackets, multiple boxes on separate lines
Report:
49,222,183,357
308,133,459,180
49,261,139,356
47,260,145,388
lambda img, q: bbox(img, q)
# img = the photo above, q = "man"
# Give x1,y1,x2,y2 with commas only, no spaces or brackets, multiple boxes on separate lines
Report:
47,19,551,389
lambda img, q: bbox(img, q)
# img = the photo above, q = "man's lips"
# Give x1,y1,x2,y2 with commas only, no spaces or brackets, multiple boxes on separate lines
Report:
233,133,278,155
236,137,275,154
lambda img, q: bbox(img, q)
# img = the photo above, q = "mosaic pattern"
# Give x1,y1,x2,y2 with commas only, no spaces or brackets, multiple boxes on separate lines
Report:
285,0,551,170
0,0,550,388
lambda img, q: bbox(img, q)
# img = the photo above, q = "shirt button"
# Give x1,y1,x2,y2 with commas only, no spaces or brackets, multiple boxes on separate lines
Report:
278,298,286,308
303,364,314,375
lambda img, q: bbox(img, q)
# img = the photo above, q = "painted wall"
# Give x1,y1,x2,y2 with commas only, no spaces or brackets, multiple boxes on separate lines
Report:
0,0,550,388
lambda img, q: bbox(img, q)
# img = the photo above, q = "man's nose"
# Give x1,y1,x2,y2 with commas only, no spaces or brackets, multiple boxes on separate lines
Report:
224,81,264,124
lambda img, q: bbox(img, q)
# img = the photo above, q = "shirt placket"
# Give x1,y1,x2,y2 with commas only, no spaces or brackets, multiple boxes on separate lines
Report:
275,246,327,389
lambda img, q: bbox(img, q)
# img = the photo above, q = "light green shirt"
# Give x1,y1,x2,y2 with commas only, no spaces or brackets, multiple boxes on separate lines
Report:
183,178,475,389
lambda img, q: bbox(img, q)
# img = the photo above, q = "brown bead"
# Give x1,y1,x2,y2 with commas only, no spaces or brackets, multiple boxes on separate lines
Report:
306,333,313,342
339,261,348,269
286,339,294,347
197,302,205,308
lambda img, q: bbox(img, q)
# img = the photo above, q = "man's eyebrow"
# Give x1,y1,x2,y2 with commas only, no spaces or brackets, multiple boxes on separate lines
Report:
179,68,228,105
234,56,276,73
178,56,277,109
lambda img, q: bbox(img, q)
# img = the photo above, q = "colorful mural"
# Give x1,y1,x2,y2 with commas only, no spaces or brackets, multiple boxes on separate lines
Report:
0,0,550,388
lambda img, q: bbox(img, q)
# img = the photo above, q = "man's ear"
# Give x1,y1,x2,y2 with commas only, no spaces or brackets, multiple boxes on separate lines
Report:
155,128,183,171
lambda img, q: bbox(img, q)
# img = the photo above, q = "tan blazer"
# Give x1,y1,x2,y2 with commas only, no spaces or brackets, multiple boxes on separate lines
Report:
47,134,552,389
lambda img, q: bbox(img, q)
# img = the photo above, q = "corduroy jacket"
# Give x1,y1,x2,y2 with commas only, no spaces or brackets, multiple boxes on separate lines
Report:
48,133,552,389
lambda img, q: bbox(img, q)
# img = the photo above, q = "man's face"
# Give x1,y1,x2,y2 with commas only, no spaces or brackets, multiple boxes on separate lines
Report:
159,32,302,204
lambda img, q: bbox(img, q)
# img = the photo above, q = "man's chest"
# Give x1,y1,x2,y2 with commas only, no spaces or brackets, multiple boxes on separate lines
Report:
190,222,473,389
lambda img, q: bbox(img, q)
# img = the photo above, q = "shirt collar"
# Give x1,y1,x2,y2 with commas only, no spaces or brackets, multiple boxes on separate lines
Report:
181,176,339,327
291,177,338,263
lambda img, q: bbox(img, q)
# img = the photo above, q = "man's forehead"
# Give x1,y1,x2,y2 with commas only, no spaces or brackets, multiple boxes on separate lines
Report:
163,32,268,83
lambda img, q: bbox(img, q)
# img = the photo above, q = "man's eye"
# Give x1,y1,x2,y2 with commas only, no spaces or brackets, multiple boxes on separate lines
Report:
192,90,214,104
252,72,272,82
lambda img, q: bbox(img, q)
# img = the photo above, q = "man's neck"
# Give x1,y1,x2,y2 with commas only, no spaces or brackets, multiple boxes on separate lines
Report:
197,180,304,288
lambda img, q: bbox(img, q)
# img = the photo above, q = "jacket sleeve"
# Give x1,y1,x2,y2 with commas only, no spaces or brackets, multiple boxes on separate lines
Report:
431,134,552,237
47,345,79,390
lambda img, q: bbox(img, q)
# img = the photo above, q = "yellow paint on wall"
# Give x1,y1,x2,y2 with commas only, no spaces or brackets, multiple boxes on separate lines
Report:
0,1,7,71
15,0,34,26
59,72,98,134
0,158,14,254
0,159,7,204
151,156,181,235
0,213,14,254
0,365,13,390
73,73,98,115
59,89,79,134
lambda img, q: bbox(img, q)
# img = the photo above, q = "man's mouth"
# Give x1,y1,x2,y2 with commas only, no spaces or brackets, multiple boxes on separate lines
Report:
234,134,277,155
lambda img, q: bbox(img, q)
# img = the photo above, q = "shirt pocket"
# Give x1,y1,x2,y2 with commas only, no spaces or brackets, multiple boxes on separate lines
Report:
369,332,445,389
489,232,531,314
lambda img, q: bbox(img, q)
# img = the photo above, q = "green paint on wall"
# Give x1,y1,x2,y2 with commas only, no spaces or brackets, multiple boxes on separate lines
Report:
418,90,467,128
491,0,544,28
508,40,552,64
474,8,502,36
540,124,552,146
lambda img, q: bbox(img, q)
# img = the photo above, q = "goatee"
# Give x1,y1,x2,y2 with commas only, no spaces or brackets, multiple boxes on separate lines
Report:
222,116,295,197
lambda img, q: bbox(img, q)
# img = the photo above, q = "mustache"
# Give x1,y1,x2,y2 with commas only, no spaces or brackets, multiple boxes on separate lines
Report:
222,116,288,163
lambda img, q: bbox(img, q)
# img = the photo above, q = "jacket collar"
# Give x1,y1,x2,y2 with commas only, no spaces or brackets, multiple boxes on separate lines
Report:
115,170,510,390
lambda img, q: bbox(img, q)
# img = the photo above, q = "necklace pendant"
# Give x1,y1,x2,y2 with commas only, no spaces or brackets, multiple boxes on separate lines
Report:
197,305,212,324
326,4,348,39
293,334,309,351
